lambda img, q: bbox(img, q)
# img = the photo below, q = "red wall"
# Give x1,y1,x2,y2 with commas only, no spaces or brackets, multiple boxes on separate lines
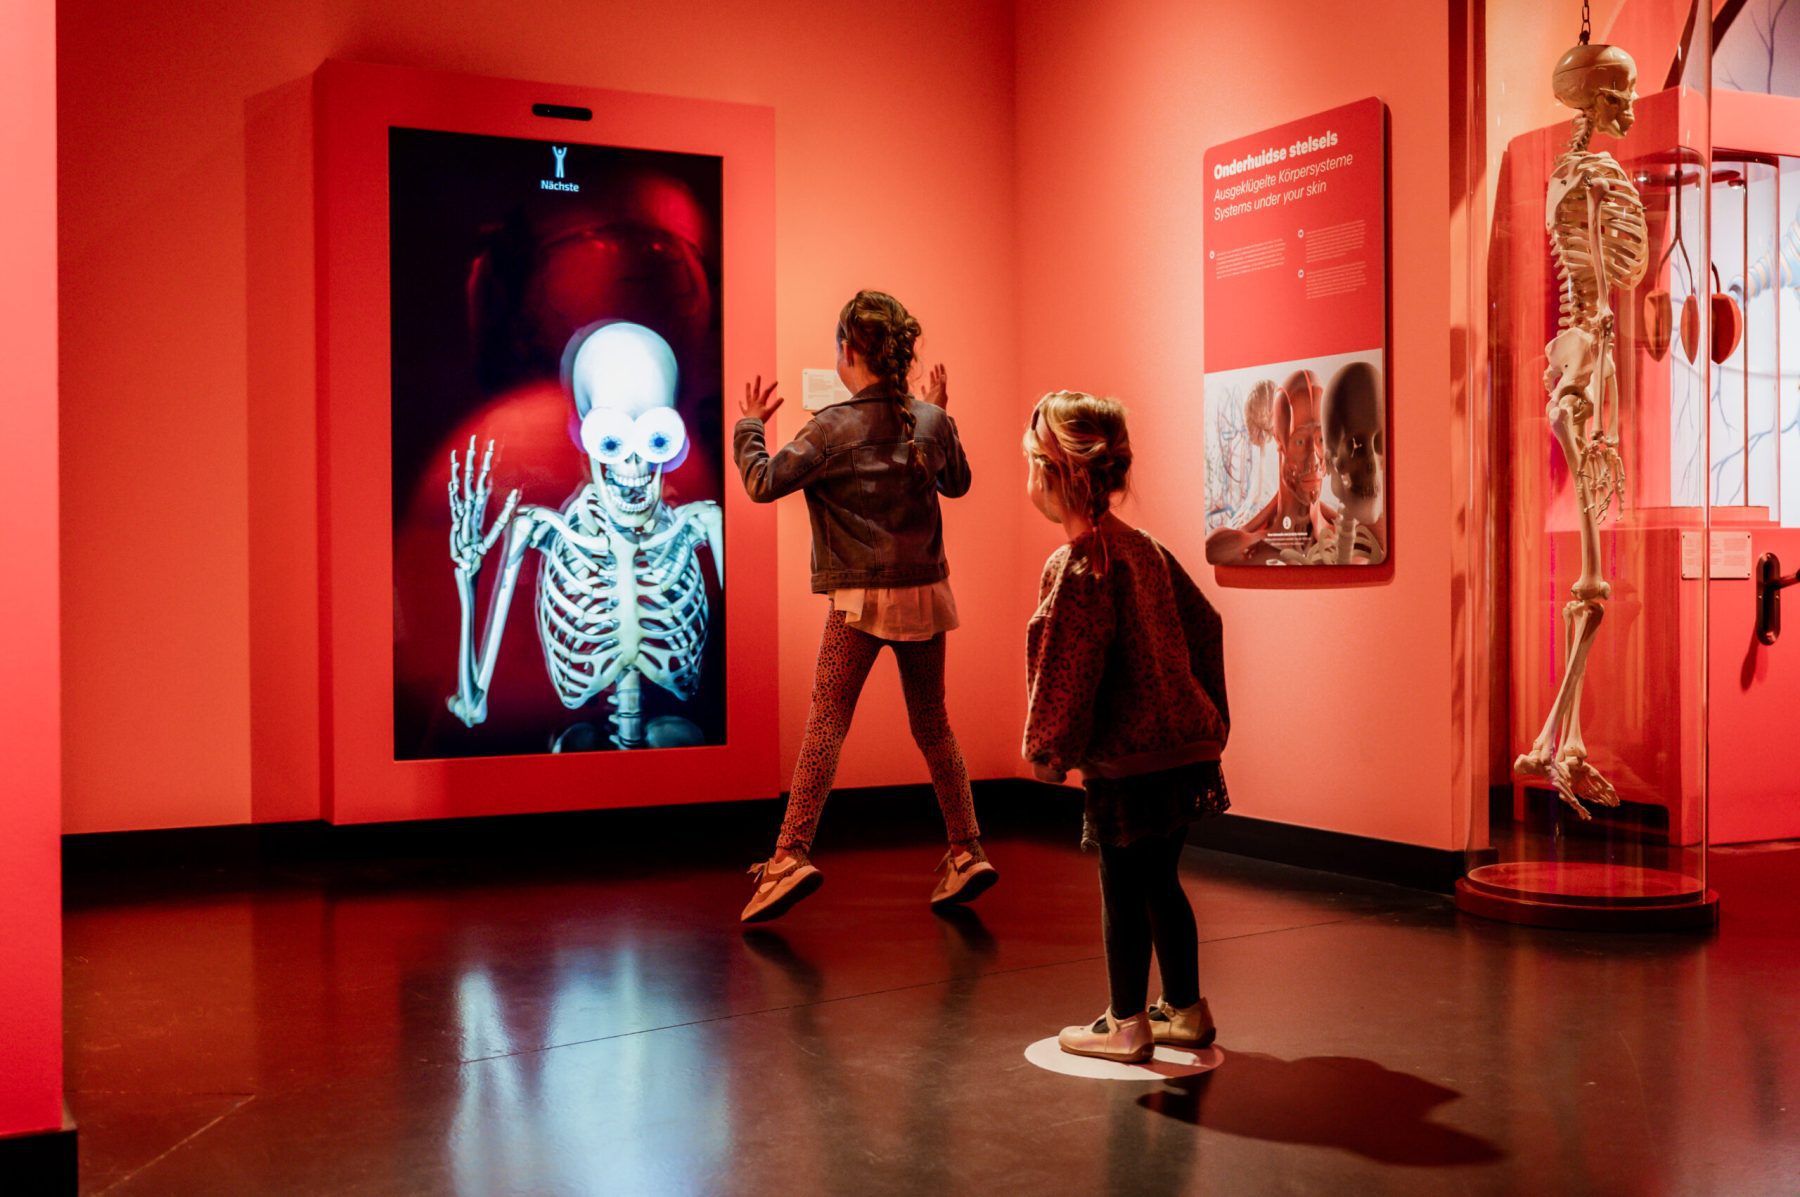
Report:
58,0,1025,832
1,0,65,1137
66,0,1723,855
1707,93,1800,845
1014,0,1460,848
1710,528,1800,844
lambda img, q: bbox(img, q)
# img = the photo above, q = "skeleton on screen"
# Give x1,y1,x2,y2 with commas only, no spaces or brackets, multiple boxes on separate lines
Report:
445,322,724,751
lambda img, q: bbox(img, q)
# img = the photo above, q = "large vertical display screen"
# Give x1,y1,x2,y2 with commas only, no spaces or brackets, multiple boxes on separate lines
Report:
388,128,726,760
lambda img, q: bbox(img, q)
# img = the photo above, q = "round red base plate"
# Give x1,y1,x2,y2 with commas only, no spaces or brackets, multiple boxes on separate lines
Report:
1456,863,1719,931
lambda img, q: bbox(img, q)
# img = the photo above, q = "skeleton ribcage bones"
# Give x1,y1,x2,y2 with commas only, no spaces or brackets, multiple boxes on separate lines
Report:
1549,152,1648,336
534,489,715,709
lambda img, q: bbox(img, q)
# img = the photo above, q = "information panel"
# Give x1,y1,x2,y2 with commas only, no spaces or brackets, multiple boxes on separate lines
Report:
1202,97,1390,576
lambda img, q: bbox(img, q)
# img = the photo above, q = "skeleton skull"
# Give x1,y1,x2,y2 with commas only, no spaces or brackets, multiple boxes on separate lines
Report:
565,322,688,530
1322,361,1384,525
1552,43,1639,137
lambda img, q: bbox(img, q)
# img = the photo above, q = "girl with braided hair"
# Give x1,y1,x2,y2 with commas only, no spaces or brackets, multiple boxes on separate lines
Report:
1022,391,1231,1062
732,290,995,922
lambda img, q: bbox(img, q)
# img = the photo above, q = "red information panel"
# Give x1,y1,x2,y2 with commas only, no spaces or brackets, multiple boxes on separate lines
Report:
1202,97,1391,581
316,61,779,823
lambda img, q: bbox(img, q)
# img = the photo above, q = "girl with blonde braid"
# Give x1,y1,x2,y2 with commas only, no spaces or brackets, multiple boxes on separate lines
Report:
1022,392,1230,1062
733,291,995,923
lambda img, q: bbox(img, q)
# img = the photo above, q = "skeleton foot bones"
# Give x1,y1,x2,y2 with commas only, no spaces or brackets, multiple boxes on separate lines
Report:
1514,594,1621,820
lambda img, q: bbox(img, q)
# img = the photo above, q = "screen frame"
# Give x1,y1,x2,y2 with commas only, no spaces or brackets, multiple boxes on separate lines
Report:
316,59,779,824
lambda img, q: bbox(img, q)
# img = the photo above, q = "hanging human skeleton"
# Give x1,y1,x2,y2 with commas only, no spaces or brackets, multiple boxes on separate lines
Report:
1514,24,1649,817
445,322,724,751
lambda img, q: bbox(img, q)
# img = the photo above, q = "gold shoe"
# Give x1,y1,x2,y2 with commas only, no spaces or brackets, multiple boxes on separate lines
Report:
930,842,1000,906
1057,1008,1154,1062
1147,996,1216,1048
740,851,823,923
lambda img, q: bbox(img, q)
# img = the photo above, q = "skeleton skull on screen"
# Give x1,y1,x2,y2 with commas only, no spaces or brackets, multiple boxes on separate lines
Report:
445,322,723,750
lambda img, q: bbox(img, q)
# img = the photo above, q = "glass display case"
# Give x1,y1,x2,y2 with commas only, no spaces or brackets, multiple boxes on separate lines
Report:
1458,0,1720,928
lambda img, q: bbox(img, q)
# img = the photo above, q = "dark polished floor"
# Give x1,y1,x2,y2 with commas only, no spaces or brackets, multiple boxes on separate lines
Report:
63,791,1800,1196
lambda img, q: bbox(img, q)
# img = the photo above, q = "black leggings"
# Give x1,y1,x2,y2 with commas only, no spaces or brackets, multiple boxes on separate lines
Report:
1097,824,1199,1019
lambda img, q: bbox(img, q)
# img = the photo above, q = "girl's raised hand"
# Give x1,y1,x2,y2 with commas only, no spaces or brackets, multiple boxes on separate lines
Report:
919,363,949,409
741,375,784,422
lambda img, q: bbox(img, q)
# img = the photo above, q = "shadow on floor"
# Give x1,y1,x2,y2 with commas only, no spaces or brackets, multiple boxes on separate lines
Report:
1141,1052,1504,1166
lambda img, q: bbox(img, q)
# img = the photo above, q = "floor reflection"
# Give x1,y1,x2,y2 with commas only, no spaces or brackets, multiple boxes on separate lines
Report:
59,820,1800,1194
733,908,1002,1195
447,941,732,1195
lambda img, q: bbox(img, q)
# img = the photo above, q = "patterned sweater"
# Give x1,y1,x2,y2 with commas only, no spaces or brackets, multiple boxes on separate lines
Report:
1024,525,1228,779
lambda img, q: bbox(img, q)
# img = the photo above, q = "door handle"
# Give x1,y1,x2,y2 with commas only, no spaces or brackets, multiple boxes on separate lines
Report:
1757,553,1800,646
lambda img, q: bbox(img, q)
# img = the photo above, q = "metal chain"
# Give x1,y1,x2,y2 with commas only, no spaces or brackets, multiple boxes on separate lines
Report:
1579,0,1592,44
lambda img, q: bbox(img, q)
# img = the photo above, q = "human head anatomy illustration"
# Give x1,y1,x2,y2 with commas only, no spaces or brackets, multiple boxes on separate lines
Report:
1275,369,1325,506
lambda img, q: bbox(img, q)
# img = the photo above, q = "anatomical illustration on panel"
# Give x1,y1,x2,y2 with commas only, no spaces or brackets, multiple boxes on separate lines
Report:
1203,350,1387,566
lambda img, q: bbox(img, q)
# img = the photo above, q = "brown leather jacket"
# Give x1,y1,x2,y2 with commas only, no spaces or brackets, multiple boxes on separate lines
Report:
733,384,972,593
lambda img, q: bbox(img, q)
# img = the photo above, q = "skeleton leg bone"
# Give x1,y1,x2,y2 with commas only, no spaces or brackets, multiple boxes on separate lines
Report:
1550,598,1618,814
1514,378,1618,818
1516,599,1610,817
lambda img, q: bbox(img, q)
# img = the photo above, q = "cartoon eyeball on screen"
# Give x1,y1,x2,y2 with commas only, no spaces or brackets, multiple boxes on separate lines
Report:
581,407,689,468
635,408,687,465
580,409,635,464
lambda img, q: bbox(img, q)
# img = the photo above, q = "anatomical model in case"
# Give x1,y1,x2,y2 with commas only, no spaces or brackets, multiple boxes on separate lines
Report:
447,322,724,751
1513,38,1649,817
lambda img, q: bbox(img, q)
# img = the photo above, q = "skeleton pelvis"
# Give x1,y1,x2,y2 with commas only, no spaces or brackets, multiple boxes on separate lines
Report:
1543,326,1599,395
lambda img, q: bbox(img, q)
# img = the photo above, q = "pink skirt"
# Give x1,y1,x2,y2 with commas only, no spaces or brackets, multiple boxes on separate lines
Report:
831,581,960,641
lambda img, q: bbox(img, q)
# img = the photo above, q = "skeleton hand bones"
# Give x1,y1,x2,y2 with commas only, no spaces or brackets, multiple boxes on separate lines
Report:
446,435,525,726
448,436,522,575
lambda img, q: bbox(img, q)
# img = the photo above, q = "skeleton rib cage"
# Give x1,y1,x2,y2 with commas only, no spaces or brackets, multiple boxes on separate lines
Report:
1549,151,1650,334
533,488,715,711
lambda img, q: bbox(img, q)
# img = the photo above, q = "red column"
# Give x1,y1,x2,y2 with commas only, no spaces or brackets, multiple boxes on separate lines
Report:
0,0,64,1138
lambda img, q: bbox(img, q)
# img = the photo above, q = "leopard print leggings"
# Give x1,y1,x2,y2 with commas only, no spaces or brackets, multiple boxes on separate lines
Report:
777,609,980,851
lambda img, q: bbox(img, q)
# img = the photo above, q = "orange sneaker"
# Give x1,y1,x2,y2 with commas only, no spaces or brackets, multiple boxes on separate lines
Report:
740,851,823,923
930,842,999,906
